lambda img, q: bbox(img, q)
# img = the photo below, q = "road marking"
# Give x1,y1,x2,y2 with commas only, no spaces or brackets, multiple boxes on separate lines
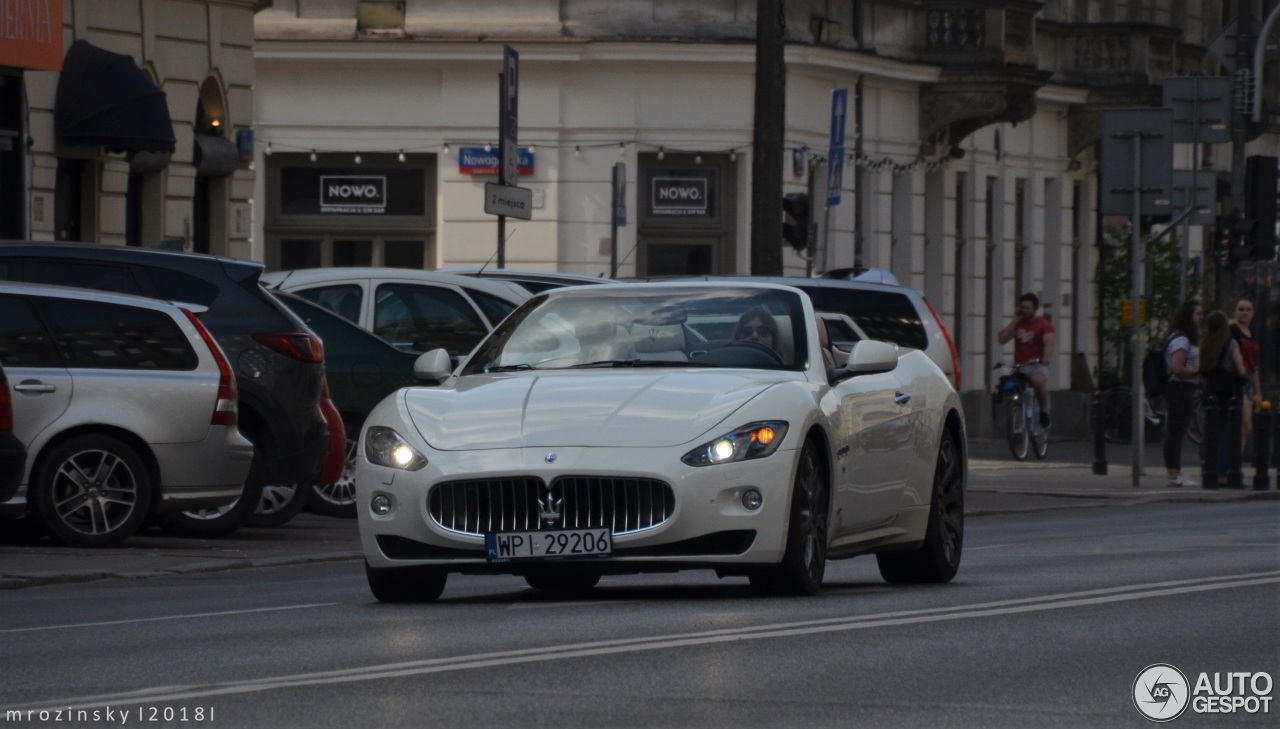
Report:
966,544,1013,551
12,570,1279,713
0,603,337,634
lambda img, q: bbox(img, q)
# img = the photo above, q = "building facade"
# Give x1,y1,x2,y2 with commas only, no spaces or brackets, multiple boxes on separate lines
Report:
251,1,1279,397
1,0,258,257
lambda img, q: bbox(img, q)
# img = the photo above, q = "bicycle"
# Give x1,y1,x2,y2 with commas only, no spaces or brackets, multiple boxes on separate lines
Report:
993,361,1048,461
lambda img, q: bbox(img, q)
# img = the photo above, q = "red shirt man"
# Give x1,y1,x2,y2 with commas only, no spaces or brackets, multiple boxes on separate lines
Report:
997,292,1056,428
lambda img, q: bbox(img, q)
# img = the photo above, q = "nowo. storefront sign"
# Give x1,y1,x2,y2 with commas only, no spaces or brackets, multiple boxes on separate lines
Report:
320,176,387,214
651,177,708,216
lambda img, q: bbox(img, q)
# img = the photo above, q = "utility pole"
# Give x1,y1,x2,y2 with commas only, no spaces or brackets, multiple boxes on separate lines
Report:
750,0,786,275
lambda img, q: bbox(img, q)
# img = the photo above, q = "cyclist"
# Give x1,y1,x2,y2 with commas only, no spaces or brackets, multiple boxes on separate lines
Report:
998,293,1055,429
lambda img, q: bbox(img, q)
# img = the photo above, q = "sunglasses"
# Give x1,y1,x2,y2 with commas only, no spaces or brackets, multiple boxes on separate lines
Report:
738,325,773,337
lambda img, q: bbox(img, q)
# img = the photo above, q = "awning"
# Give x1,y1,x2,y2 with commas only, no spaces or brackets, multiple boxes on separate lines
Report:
193,134,239,177
54,40,176,154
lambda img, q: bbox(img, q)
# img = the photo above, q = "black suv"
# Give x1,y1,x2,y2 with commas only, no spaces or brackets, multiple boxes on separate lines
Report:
0,243,328,536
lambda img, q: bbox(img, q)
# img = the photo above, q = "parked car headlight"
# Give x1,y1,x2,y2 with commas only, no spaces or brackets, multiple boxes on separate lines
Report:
681,421,788,467
365,426,427,471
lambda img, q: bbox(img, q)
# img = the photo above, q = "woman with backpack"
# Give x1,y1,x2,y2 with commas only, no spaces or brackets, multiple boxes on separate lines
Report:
1163,301,1202,487
1201,309,1249,487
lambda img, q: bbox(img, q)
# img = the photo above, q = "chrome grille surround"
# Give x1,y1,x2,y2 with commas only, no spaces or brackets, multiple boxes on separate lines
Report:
427,476,675,537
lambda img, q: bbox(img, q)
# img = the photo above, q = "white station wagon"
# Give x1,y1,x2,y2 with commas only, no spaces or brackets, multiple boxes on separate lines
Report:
355,282,967,601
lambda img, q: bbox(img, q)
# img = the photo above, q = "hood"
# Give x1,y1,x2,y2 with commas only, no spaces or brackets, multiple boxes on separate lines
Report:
403,371,782,450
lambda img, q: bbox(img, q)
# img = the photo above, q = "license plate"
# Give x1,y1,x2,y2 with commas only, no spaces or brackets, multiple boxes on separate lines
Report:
485,528,612,562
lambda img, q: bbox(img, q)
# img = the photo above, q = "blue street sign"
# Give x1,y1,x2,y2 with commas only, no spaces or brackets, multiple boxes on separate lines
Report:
827,147,844,206
830,88,848,149
500,45,520,185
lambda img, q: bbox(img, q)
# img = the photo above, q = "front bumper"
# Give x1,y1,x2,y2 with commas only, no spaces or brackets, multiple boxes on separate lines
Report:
356,444,798,573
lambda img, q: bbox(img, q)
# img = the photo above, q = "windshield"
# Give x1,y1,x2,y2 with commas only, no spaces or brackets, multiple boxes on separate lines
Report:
459,286,810,375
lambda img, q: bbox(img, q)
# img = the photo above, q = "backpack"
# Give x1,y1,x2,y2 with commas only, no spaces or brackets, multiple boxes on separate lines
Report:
1142,347,1169,397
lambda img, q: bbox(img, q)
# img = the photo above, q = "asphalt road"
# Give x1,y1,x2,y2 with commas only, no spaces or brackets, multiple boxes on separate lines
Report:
2,501,1277,728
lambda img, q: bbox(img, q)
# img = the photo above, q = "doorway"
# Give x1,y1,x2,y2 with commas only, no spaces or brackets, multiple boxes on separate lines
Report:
636,153,737,276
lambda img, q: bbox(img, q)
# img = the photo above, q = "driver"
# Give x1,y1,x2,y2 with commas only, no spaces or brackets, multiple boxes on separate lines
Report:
732,306,783,357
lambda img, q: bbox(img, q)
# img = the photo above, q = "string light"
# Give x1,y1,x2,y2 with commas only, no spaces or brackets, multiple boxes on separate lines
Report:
443,142,450,154
574,145,581,157
264,143,272,156
398,150,406,163
484,143,492,153
694,152,702,165
528,144,536,154
729,150,737,162
354,154,362,164
657,146,664,161
310,150,317,162
618,142,625,157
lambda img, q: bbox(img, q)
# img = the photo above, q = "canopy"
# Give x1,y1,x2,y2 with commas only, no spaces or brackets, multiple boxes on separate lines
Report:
55,40,176,154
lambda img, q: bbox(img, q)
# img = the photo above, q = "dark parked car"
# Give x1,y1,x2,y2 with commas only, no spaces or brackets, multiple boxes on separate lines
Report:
0,242,329,536
0,363,26,504
272,290,426,517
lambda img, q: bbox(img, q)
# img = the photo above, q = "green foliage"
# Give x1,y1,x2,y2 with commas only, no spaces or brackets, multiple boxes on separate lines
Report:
1095,228,1197,388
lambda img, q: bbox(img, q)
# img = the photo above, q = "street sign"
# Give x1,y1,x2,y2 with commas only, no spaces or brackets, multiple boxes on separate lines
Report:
826,150,844,206
500,45,520,186
827,89,847,206
1163,77,1232,144
829,89,848,148
1172,170,1216,226
613,162,627,226
484,182,533,220
1100,109,1175,217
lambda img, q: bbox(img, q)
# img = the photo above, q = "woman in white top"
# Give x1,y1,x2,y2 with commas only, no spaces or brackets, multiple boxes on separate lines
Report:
1163,300,1202,487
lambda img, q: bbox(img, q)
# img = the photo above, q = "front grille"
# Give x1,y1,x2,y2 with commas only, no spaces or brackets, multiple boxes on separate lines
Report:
428,476,675,537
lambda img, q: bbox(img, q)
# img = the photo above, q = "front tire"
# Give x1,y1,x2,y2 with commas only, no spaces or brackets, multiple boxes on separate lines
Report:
365,561,447,603
749,441,828,596
877,429,964,584
31,435,152,547
1007,399,1029,460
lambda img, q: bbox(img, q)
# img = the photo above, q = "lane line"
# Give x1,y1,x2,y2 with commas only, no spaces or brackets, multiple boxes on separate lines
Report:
12,570,1279,713
0,603,338,635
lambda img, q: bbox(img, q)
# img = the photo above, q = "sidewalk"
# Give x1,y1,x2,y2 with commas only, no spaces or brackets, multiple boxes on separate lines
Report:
1,438,1276,590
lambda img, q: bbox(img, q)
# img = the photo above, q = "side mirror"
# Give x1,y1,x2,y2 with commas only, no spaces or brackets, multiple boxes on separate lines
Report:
414,349,453,382
845,340,898,375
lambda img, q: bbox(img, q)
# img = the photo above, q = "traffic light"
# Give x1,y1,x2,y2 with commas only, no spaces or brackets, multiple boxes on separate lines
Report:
782,193,810,251
1228,216,1258,266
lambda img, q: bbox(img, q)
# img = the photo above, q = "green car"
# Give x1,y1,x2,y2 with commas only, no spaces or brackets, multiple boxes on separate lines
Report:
272,290,426,517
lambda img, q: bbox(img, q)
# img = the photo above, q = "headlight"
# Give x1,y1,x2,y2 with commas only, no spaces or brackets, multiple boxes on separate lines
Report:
365,426,427,471
681,421,788,467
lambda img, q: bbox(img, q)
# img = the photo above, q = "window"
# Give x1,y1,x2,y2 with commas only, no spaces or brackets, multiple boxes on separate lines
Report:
35,298,198,370
296,285,363,323
27,260,140,295
802,287,927,350
373,283,487,357
465,287,520,326
0,296,57,367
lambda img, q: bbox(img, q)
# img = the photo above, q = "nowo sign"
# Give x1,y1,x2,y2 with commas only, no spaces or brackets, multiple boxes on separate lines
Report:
320,176,387,214
651,177,709,216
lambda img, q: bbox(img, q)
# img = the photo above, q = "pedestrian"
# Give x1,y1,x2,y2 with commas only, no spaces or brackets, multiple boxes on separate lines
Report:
1200,309,1248,487
1230,295,1263,445
1163,300,1202,487
997,292,1055,428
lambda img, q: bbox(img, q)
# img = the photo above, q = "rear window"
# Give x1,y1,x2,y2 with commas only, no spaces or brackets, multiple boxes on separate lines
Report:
801,287,927,350
35,298,198,371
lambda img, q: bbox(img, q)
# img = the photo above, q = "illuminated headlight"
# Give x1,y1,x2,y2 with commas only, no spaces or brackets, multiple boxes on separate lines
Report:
681,421,788,467
365,426,427,471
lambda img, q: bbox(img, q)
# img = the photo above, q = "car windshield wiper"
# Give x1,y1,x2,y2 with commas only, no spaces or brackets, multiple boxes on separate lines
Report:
485,363,536,372
570,359,713,368
570,359,643,368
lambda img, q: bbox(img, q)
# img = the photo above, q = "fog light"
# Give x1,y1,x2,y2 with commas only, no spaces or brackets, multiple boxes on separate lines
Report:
742,489,763,510
371,494,392,516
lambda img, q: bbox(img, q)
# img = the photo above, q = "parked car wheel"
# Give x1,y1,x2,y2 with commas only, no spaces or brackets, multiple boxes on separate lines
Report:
156,445,265,538
877,429,964,584
243,481,309,528
31,435,152,547
749,441,828,596
365,560,447,603
307,438,358,518
523,570,602,593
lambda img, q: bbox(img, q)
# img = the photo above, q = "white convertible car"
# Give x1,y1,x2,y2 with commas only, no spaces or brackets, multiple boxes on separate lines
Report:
355,282,966,601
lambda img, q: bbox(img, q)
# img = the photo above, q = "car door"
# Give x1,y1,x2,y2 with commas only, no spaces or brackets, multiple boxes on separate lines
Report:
827,352,914,534
0,295,72,485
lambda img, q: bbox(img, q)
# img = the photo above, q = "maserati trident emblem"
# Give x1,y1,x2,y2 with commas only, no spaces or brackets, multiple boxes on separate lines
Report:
545,452,557,464
537,486,563,526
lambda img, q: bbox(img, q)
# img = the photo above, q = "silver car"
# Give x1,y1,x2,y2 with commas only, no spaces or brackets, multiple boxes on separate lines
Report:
0,282,254,546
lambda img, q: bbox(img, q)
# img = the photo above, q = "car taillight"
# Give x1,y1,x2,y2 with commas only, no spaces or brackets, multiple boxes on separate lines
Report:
924,297,961,391
252,333,324,364
182,309,238,427
0,379,13,431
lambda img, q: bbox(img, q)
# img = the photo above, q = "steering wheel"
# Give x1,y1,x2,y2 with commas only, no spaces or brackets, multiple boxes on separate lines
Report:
726,339,785,365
